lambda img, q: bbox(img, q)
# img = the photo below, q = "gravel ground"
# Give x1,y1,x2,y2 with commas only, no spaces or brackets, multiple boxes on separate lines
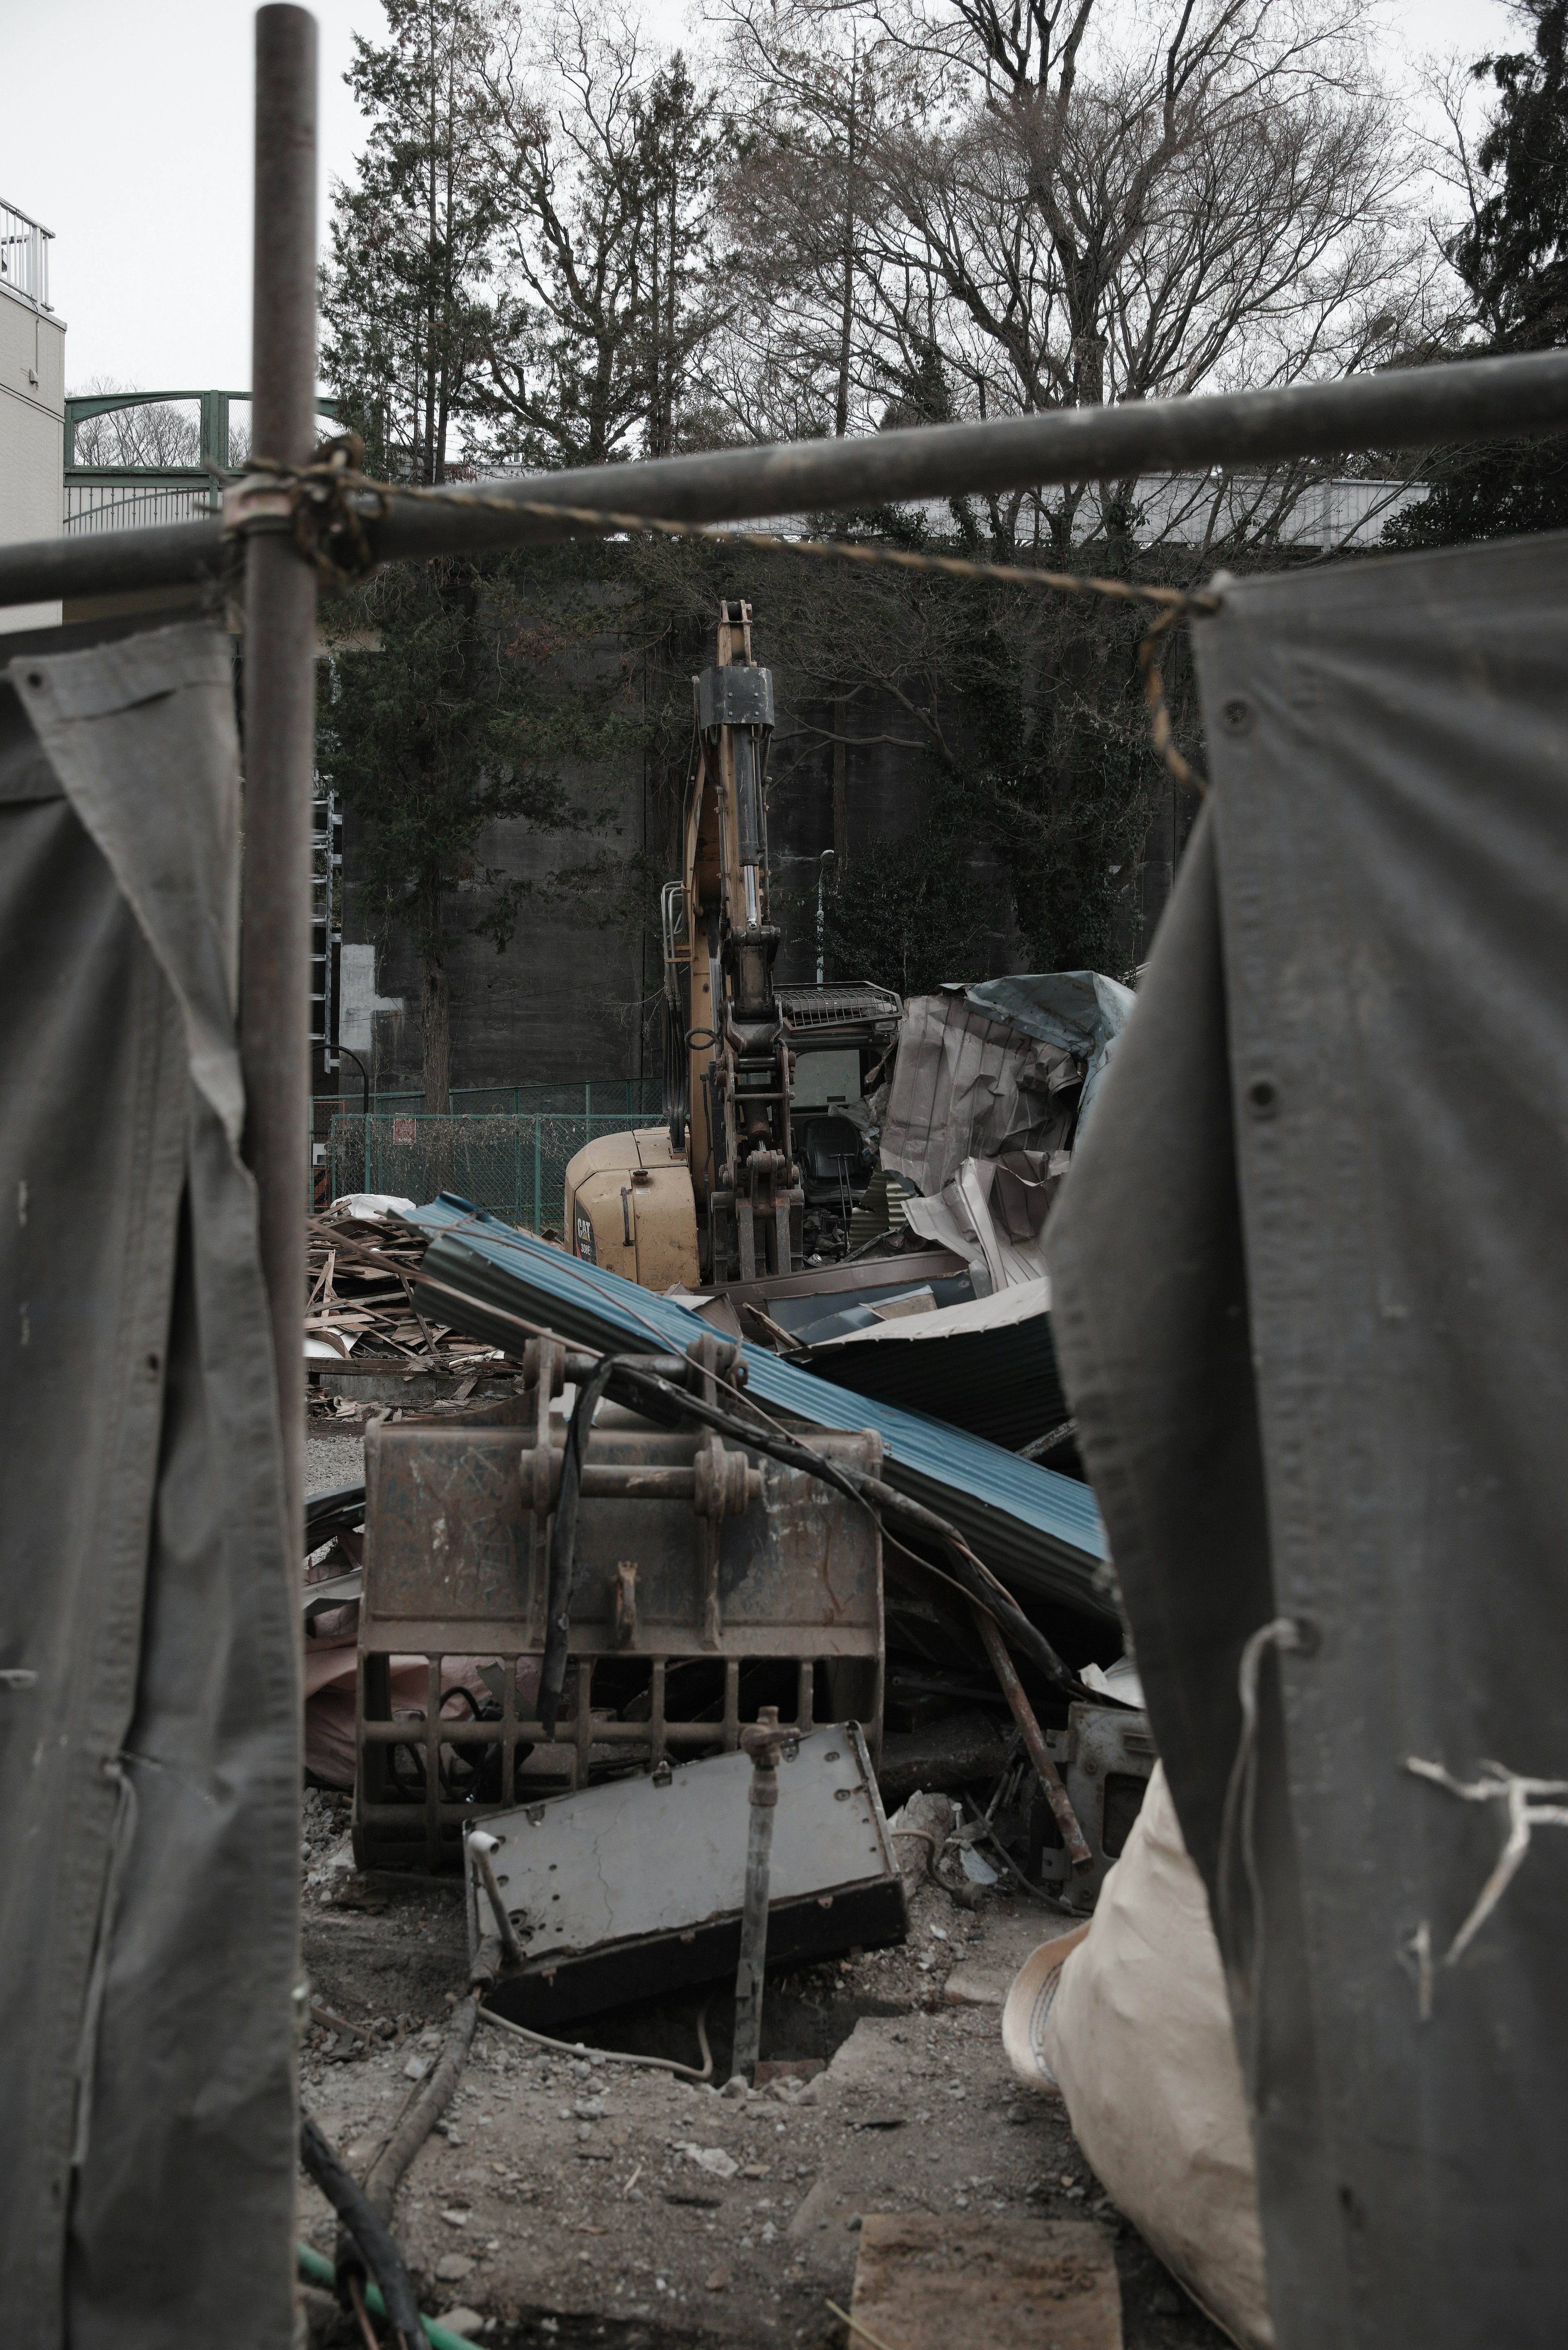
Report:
295,1428,1225,2349
306,1431,366,1497
296,1860,1228,2350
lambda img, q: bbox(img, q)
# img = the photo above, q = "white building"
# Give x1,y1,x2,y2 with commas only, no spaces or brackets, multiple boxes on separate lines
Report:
0,198,63,632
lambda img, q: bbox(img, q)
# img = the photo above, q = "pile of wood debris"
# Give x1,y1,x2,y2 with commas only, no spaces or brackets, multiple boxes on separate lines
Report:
305,1206,509,1402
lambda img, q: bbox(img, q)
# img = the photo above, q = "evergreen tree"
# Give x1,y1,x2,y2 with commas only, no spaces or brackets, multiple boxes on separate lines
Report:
321,0,501,484
1386,2,1568,550
320,0,657,1110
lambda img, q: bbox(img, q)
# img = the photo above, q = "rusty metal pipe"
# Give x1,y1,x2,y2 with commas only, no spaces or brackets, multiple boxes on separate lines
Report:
971,1606,1093,1874
243,4,318,1548
465,1831,523,1966
733,1706,787,2082
9,348,1568,609
512,1454,762,1505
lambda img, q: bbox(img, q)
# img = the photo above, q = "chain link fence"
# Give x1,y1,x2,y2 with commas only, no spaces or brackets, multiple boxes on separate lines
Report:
319,1078,662,1124
329,1106,664,1232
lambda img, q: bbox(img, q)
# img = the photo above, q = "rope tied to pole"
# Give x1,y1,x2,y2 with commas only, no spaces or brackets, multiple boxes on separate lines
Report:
225,437,1221,794
225,430,388,587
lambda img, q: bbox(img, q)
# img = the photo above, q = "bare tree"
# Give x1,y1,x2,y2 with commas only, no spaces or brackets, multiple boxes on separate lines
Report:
675,0,1448,970
68,380,203,468
706,22,912,442
470,3,727,468
709,0,1439,559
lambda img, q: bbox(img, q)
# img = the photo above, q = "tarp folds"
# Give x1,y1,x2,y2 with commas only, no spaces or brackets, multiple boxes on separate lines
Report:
0,627,297,2350
1046,533,1568,2350
880,974,1131,1199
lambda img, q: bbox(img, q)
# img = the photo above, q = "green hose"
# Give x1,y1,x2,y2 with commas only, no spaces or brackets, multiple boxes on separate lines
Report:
296,2241,479,2350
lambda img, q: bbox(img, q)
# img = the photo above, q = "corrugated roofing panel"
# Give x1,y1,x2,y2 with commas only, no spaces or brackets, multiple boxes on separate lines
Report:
406,1199,1109,1617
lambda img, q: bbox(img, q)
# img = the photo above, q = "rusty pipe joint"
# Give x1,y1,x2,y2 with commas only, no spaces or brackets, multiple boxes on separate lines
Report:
693,1440,762,1522
742,1703,788,1802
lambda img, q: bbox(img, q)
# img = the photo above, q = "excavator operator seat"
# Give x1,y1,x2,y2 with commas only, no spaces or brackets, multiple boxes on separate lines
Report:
798,1113,871,1208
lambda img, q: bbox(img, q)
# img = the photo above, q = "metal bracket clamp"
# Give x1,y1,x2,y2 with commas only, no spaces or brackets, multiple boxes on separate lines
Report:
528,1334,562,1523
693,1437,763,1647
684,1329,744,1407
221,473,295,535
521,1337,568,1397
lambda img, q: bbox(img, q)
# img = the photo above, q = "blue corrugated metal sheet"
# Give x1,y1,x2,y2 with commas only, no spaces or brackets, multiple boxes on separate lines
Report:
407,1198,1109,1617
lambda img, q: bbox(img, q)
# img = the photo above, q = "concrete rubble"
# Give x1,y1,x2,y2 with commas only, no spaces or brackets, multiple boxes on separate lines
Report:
298,1380,1226,2346
296,1809,1229,2350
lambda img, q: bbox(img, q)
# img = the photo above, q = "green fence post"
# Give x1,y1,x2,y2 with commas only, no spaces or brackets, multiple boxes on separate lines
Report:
533,1116,543,1233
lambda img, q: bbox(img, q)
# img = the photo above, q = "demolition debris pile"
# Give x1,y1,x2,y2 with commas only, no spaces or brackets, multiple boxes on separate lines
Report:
306,1203,512,1417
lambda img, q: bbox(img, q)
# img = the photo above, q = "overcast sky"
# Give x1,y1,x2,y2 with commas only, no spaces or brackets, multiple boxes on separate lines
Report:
6,0,1517,399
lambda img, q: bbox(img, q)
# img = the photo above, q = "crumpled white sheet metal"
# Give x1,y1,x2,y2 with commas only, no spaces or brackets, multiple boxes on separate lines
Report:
880,993,1078,1198
963,970,1134,1132
880,974,1131,1199
902,1155,1063,1292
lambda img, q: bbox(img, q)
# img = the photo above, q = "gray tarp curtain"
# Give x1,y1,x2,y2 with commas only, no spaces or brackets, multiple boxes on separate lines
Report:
1047,532,1568,2348
0,624,298,2347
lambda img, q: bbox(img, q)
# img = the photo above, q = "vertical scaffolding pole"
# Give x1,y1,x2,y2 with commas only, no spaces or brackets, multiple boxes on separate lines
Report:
243,4,319,1547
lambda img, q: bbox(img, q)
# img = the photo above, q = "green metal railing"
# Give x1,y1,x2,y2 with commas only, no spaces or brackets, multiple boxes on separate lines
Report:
328,1101,662,1232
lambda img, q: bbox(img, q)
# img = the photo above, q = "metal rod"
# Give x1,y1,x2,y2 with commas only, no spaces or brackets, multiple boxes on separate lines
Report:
465,1831,523,1967
733,1705,786,2083
5,349,1568,611
243,3,318,1551
816,848,835,984
971,1605,1094,1873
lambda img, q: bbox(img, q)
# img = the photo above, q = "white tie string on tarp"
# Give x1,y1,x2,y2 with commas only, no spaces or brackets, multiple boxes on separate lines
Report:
1403,1756,1568,2016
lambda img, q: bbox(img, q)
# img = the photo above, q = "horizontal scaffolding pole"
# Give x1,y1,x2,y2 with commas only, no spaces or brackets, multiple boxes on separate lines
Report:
4,347,1567,611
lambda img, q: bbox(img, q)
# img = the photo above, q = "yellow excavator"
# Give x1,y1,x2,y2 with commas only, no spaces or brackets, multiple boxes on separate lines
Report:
565,601,901,1293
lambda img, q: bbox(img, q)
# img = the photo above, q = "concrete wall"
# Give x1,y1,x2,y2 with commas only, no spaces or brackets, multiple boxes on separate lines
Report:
341,765,656,1095
340,673,1027,1094
0,281,64,635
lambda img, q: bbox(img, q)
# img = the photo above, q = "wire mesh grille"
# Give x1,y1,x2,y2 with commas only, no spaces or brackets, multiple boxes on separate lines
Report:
776,983,902,1031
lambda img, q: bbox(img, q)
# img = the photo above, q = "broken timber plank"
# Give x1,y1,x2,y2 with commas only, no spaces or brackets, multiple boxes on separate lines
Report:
848,2213,1122,2350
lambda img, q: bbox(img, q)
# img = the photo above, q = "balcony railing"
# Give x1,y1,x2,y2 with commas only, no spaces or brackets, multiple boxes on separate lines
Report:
61,390,338,533
0,198,52,313
64,481,217,535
